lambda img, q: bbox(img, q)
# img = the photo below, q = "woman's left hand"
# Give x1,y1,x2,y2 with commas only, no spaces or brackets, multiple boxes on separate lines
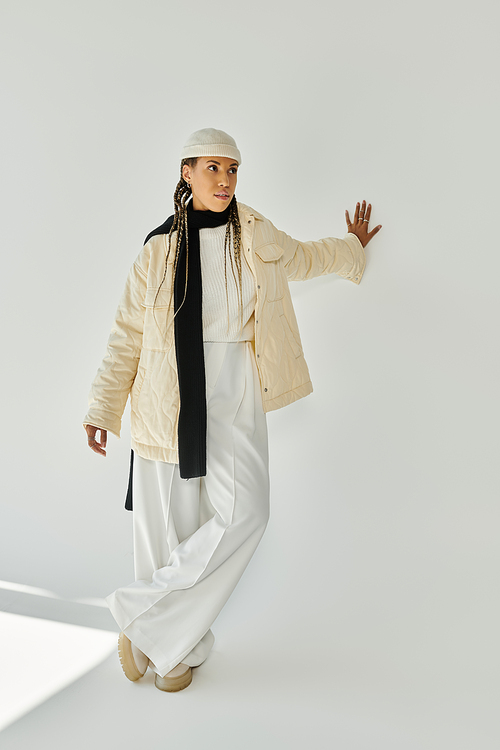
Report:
345,200,382,248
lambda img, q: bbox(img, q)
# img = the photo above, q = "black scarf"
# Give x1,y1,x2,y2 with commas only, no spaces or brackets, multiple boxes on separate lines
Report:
125,196,232,511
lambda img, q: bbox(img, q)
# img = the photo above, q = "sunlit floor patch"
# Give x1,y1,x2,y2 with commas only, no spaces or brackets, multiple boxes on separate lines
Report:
0,579,108,607
0,611,117,731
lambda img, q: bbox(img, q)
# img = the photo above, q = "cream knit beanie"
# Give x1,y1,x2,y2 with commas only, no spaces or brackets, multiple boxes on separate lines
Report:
181,127,242,166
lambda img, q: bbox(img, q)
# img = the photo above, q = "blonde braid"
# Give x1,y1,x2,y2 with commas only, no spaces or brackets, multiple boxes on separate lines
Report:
226,200,244,335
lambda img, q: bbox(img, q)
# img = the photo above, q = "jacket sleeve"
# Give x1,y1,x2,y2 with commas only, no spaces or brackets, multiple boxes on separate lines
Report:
82,247,149,438
268,219,366,285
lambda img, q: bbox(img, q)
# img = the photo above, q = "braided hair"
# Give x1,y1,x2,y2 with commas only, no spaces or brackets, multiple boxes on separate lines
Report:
154,157,244,335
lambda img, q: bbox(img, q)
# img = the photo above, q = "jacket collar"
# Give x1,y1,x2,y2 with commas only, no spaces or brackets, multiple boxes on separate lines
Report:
237,201,265,222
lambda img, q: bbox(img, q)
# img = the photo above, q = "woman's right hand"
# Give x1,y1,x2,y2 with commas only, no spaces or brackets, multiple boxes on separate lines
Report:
85,424,107,456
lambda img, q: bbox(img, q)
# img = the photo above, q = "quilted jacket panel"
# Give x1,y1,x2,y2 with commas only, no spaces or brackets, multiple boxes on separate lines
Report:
83,201,366,461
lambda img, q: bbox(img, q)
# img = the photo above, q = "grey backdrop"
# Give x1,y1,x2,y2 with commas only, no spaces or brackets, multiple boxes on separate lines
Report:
1,0,499,747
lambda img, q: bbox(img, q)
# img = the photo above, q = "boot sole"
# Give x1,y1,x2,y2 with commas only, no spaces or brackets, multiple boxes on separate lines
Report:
117,632,146,681
155,664,192,692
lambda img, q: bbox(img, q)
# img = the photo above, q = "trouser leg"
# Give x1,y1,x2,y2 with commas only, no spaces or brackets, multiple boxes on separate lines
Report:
105,342,269,678
130,454,216,671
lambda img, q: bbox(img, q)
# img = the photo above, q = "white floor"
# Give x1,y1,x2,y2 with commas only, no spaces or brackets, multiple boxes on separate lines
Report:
0,610,117,732
0,581,497,750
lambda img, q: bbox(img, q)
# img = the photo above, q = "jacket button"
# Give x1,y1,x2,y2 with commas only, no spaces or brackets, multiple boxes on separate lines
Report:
248,220,251,223
264,388,268,392
257,285,260,289
257,354,260,357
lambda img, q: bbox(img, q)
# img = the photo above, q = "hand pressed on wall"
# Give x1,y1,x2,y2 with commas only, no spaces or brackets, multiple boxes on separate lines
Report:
345,200,382,248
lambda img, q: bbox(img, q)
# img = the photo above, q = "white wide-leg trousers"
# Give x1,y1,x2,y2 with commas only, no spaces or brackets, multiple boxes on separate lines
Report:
105,341,270,678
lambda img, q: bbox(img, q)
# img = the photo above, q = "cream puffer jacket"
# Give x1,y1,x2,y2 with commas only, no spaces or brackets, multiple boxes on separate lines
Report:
83,201,366,462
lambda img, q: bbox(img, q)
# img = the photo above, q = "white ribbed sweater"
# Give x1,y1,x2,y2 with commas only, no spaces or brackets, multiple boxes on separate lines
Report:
199,224,257,342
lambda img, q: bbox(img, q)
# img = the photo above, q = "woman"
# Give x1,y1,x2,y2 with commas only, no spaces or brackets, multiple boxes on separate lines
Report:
83,127,382,693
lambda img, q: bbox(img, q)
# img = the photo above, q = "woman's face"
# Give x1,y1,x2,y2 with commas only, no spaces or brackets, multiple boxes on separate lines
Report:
182,156,238,212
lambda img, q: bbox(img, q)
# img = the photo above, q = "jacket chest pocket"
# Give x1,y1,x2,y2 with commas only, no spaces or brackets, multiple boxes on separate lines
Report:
254,243,286,302
143,286,174,307
141,286,174,351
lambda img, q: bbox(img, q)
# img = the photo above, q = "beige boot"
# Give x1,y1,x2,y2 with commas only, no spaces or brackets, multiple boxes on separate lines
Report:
154,662,192,692
117,632,150,681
